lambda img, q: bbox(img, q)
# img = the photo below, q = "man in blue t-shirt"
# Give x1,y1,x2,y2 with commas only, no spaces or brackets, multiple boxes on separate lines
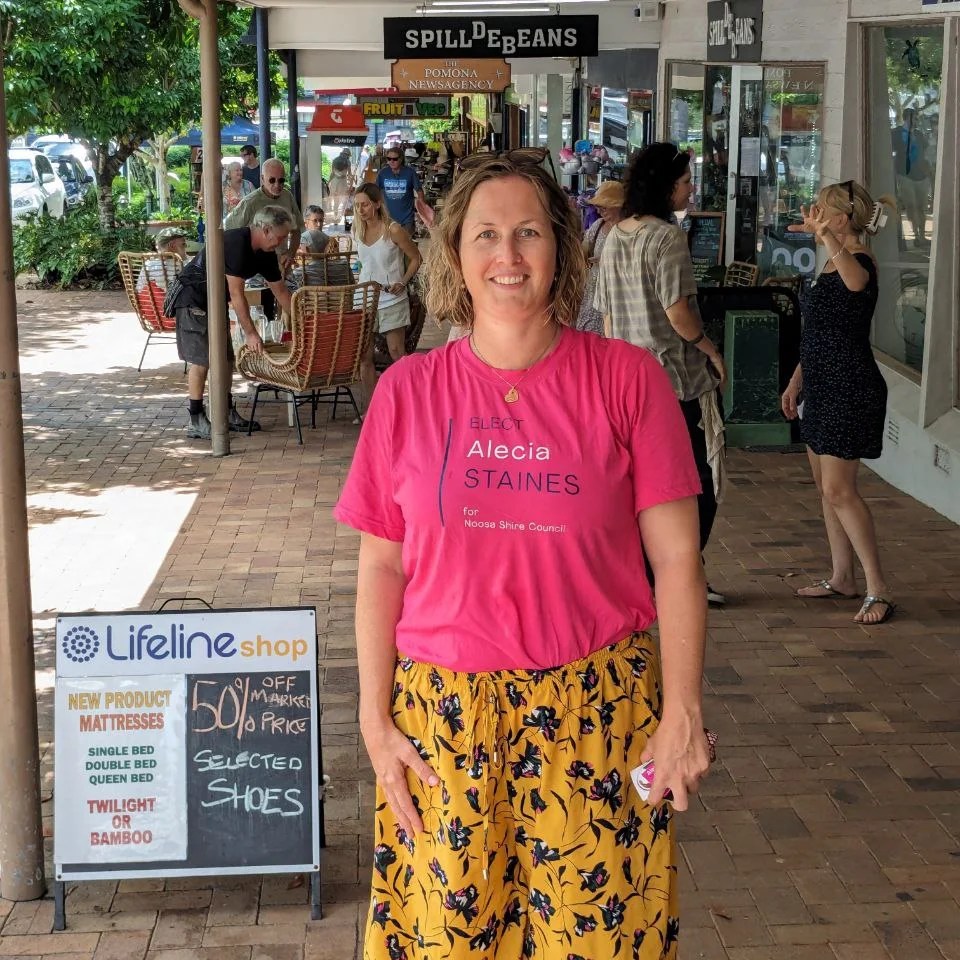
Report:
376,148,425,233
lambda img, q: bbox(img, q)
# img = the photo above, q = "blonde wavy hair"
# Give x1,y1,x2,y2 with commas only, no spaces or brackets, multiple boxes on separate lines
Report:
424,156,586,328
351,182,394,246
818,180,897,238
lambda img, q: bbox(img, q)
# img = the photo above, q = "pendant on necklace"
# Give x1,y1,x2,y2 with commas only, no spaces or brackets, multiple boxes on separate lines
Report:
503,387,520,404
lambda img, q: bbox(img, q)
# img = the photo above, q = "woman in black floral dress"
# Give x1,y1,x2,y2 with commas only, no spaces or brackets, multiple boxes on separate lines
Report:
782,180,897,624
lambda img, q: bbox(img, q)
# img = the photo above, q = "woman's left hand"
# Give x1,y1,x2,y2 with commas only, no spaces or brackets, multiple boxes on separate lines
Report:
384,282,406,296
640,711,711,811
787,203,827,236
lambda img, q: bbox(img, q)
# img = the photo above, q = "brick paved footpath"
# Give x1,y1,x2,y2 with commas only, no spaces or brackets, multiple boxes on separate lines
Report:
2,289,958,959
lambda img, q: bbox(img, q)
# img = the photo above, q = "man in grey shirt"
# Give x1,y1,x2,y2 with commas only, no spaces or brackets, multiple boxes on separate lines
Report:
224,157,304,271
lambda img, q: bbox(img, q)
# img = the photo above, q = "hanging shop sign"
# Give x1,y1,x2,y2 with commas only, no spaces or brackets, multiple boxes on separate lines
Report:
391,59,512,94
307,105,369,147
54,607,320,882
384,16,599,59
359,95,453,119
706,0,763,62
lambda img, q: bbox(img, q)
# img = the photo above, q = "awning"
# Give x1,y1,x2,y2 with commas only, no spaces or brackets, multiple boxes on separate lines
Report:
175,116,271,147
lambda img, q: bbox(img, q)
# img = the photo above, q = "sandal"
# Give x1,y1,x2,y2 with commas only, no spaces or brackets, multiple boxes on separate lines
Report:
795,578,859,600
854,596,896,625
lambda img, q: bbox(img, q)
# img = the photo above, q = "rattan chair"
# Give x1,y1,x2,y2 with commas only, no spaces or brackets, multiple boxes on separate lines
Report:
374,284,428,371
724,261,761,287
293,251,355,288
118,251,183,370
236,282,379,444
761,274,803,295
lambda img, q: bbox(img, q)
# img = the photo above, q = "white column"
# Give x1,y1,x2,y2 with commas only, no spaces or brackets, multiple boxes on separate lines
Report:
547,74,564,169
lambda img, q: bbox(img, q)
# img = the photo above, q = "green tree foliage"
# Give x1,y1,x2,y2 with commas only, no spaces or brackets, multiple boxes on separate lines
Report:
1,0,282,226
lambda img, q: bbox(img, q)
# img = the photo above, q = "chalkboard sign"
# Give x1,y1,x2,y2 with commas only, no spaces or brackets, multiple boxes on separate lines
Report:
687,212,725,285
54,608,320,881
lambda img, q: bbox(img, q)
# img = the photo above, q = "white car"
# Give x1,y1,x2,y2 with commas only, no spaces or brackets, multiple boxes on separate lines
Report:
9,148,67,222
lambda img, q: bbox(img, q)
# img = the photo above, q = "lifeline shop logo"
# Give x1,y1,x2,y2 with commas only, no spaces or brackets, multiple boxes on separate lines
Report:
61,625,101,664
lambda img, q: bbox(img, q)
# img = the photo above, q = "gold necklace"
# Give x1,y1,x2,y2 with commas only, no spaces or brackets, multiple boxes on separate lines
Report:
469,327,559,404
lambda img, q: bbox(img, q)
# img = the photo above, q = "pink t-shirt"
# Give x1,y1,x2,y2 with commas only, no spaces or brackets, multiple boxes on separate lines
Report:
333,327,701,671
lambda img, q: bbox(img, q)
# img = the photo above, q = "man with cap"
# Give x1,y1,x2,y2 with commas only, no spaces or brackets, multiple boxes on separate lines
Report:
578,180,625,335
167,206,295,439
135,225,189,294
240,144,261,189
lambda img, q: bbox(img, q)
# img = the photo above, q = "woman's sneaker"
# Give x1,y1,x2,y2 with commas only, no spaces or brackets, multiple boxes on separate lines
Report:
186,410,211,439
707,584,726,606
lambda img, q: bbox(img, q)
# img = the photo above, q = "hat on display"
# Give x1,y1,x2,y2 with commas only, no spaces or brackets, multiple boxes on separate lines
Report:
587,181,625,208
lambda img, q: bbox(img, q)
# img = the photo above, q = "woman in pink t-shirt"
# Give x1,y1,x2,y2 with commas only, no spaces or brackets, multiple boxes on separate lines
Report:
335,149,712,960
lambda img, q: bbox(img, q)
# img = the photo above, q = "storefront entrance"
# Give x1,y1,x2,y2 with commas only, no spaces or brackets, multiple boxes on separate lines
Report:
668,61,825,281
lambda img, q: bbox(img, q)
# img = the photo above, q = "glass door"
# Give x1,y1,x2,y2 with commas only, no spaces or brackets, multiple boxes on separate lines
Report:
672,61,824,280
701,66,762,264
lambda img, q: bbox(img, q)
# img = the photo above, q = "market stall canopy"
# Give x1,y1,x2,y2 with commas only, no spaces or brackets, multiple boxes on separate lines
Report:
307,105,369,147
176,117,271,147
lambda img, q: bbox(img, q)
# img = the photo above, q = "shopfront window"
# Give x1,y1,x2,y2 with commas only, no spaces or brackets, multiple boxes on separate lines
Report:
757,66,824,280
867,24,943,373
667,61,823,279
666,62,705,207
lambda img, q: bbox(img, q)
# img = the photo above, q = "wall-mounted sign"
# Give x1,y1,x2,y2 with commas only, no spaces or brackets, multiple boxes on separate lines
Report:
306,105,368,133
391,59,512,94
384,16,599,59
921,0,960,9
706,0,762,62
359,95,453,119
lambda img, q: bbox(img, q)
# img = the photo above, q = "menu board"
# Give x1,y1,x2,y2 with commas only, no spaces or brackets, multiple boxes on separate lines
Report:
687,212,726,284
54,608,319,881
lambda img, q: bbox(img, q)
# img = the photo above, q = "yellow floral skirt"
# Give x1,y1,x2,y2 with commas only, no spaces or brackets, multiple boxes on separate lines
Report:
363,632,678,960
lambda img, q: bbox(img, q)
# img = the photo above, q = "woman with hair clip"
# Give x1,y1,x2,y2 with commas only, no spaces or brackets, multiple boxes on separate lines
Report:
335,147,712,959
782,180,897,624
595,142,728,606
352,182,422,415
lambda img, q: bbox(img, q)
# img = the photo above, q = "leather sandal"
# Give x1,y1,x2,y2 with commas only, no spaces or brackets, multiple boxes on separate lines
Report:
795,578,859,600
854,596,897,625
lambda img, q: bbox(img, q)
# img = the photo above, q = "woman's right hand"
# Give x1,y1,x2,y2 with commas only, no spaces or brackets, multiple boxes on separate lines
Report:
361,718,440,837
781,379,801,419
707,351,727,391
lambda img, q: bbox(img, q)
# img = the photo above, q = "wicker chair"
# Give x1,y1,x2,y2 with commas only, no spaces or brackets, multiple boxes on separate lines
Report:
724,261,761,287
373,285,428,371
117,251,183,370
292,251,355,288
761,274,803,295
236,282,379,444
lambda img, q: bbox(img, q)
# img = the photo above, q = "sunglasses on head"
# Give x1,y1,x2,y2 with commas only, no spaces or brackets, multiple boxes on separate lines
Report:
839,179,855,211
458,147,551,171
266,176,285,185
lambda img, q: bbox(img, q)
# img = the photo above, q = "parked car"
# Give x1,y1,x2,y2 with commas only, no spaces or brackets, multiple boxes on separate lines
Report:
52,155,96,210
9,148,67,222
32,136,97,180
